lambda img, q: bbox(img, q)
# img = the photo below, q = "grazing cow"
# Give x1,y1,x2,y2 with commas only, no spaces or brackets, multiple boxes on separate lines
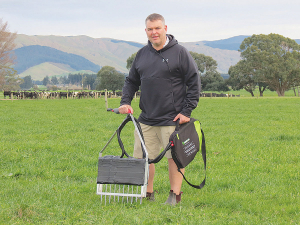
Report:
23,91,38,99
115,91,123,97
42,91,51,99
76,92,87,99
3,91,11,99
13,91,22,99
59,92,68,99
135,91,141,97
72,92,79,98
49,92,58,99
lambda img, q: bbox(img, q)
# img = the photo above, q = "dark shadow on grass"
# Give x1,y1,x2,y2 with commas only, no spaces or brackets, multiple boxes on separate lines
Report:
270,135,300,141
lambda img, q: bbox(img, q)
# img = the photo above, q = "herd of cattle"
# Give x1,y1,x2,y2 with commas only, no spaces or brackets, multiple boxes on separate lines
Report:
2,90,240,99
3,91,123,99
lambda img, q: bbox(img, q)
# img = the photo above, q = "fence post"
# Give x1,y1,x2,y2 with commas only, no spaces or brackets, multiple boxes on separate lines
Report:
105,89,108,109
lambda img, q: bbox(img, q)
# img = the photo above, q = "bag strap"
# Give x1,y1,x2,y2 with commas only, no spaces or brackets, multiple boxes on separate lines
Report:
148,142,172,164
116,114,146,159
148,119,179,164
178,129,206,189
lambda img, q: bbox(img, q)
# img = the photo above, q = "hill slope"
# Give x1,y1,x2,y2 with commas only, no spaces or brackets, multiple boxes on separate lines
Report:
14,34,300,79
14,35,142,74
19,62,76,80
202,35,251,51
14,34,242,76
14,45,100,75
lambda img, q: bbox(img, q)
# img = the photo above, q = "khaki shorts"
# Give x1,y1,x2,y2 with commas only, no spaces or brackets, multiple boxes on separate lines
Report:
134,123,176,160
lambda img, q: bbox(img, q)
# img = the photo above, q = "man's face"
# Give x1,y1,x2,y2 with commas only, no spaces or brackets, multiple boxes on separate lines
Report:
145,19,167,50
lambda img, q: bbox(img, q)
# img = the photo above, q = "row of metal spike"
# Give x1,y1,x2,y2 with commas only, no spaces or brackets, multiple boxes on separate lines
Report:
97,184,145,204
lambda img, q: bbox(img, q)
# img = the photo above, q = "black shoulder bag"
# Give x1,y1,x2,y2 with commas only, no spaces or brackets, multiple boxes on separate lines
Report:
150,118,206,189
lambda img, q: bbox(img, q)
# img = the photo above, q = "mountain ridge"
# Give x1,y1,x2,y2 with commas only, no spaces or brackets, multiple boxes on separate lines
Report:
13,34,300,80
14,45,100,74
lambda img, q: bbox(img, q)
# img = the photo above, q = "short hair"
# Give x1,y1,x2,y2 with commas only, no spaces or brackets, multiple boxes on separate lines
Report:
145,13,165,25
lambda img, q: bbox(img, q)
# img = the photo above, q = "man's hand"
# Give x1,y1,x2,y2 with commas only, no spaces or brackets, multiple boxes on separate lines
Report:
118,105,134,114
173,113,190,124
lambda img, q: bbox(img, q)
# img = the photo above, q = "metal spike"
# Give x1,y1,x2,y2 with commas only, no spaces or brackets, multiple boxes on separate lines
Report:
104,184,107,205
109,185,111,203
118,185,120,202
127,185,129,203
114,185,116,202
122,185,124,203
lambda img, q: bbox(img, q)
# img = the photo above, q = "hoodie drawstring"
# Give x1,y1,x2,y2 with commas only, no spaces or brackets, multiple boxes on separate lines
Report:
157,51,171,73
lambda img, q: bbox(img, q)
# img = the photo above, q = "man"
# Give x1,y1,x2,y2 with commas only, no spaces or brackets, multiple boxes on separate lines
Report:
119,13,200,205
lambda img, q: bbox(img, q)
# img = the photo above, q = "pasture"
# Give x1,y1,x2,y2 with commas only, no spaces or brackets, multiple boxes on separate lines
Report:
0,96,299,224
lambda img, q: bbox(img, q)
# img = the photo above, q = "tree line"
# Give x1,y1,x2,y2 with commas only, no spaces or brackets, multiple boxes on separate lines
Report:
21,69,126,91
1,19,300,96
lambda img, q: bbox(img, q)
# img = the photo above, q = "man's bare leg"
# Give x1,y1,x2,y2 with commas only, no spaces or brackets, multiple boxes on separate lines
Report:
147,163,155,193
168,158,184,194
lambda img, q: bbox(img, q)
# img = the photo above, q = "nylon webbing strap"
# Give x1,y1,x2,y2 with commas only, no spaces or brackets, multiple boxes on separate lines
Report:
116,114,146,159
148,142,172,164
178,129,206,189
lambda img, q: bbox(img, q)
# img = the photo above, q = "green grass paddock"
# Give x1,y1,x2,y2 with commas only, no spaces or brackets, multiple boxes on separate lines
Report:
0,97,299,224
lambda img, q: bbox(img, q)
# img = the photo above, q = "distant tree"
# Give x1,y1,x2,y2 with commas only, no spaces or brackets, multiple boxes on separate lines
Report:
83,74,97,90
236,33,300,96
228,61,256,97
43,76,50,86
201,71,229,92
93,77,101,90
32,80,42,86
20,75,33,90
59,76,67,85
51,76,58,85
0,19,21,90
126,52,137,70
96,66,125,91
189,51,229,91
190,52,218,74
68,74,82,85
2,68,23,90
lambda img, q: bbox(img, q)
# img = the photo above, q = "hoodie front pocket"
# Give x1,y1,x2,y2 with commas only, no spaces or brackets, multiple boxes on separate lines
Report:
139,77,175,120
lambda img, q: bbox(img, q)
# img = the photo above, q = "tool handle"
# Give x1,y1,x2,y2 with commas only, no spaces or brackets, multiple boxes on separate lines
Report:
107,108,132,114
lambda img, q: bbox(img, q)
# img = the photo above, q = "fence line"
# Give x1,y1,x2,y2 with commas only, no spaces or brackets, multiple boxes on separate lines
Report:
2,91,240,100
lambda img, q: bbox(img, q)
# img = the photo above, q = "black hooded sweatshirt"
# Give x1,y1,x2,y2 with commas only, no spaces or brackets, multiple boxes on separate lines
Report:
121,34,200,126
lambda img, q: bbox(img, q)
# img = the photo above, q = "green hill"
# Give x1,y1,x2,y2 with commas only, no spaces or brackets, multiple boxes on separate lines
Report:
14,35,142,74
18,62,94,80
14,34,300,79
14,34,241,76
202,35,251,50
14,45,100,75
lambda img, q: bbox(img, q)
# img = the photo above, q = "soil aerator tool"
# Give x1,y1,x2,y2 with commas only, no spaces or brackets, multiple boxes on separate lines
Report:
97,108,149,204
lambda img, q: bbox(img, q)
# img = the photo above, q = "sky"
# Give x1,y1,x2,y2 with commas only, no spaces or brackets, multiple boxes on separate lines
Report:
1,0,300,43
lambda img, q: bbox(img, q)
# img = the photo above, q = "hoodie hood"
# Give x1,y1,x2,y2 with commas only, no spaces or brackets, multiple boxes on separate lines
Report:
147,34,178,52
